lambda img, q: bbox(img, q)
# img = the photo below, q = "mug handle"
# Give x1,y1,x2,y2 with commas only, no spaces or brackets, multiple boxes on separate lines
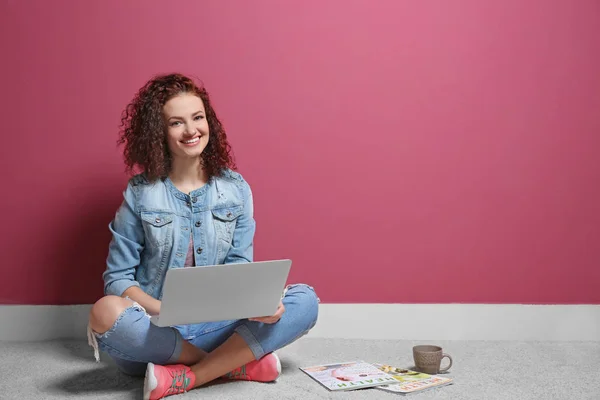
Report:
439,353,453,373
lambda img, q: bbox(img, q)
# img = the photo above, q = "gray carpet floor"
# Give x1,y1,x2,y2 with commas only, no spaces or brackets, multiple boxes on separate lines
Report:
0,338,598,399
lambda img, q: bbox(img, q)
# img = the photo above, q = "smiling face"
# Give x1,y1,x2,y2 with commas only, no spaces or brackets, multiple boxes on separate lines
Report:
163,93,210,162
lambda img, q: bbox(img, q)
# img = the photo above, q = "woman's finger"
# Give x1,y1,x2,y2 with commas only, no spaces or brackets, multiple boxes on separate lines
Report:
249,303,285,323
276,303,285,316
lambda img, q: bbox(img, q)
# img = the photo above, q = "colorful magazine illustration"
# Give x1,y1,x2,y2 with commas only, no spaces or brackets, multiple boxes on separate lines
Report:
373,363,453,395
300,361,398,391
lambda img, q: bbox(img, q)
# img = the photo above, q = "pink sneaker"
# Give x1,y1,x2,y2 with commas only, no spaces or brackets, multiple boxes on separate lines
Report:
224,352,282,382
143,363,195,400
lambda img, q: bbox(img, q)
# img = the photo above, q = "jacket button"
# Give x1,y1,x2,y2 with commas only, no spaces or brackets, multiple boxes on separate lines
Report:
195,221,201,227
226,212,232,218
196,247,203,254
155,217,161,223
192,197,198,203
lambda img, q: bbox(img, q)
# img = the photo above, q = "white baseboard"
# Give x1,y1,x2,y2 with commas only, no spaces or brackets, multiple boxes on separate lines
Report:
305,304,600,341
0,304,93,341
0,304,598,342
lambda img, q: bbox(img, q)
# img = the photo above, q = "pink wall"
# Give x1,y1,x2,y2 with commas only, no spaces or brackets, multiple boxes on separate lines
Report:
1,0,599,305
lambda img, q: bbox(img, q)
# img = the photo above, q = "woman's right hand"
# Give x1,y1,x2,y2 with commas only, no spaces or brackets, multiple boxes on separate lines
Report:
148,299,161,316
122,286,162,315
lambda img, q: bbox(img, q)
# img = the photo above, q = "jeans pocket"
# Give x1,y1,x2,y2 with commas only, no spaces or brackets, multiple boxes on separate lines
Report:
141,211,174,247
211,206,243,243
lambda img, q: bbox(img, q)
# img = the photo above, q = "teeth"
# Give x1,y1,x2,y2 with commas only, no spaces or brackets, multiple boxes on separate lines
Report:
183,137,199,144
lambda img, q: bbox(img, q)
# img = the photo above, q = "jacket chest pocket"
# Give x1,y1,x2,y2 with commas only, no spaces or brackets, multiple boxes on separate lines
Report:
141,211,174,247
211,206,243,243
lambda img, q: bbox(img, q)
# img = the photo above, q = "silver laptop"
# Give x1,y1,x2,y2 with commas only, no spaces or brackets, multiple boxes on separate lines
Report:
150,259,292,327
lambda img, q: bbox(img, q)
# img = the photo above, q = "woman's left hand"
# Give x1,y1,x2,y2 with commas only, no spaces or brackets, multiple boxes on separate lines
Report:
249,301,285,324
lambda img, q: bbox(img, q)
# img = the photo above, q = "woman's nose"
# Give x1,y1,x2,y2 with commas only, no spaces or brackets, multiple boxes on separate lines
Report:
185,125,196,135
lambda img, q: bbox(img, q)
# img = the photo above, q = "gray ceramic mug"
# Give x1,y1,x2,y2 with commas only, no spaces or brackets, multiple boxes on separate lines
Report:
413,345,453,374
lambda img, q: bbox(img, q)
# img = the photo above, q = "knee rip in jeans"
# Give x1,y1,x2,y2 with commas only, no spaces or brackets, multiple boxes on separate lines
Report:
282,283,321,303
87,299,150,362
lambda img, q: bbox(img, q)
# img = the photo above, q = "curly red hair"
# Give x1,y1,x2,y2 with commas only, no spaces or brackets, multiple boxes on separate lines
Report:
118,73,236,181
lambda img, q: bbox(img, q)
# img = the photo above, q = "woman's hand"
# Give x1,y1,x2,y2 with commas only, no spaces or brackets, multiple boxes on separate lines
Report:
122,286,161,316
249,301,285,324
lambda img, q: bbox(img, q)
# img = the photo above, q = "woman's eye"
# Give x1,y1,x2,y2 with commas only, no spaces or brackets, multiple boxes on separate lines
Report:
194,115,204,121
170,121,182,127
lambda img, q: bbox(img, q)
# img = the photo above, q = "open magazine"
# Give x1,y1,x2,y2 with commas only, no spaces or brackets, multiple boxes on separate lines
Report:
373,363,453,395
300,361,398,391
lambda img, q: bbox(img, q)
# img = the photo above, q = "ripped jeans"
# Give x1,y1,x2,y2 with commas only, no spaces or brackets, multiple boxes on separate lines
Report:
87,284,319,377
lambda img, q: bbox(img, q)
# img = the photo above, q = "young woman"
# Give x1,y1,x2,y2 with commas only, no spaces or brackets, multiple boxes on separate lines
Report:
87,73,319,400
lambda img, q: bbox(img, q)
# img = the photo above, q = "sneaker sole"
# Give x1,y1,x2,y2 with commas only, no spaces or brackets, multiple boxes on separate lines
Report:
273,352,282,381
143,363,158,400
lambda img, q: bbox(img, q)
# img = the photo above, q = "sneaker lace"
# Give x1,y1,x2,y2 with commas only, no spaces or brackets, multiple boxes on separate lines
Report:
227,364,248,379
166,368,191,395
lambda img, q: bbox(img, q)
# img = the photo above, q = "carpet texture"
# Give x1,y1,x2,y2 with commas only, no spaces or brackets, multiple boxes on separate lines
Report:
0,338,598,399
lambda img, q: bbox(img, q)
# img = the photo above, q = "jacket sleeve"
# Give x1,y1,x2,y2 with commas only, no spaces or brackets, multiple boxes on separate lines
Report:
102,181,144,296
223,181,256,264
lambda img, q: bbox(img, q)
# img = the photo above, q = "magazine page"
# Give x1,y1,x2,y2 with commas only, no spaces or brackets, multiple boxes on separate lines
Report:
373,363,453,394
301,361,398,391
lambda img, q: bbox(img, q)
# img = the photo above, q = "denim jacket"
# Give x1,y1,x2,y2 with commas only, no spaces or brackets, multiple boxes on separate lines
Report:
103,169,255,300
